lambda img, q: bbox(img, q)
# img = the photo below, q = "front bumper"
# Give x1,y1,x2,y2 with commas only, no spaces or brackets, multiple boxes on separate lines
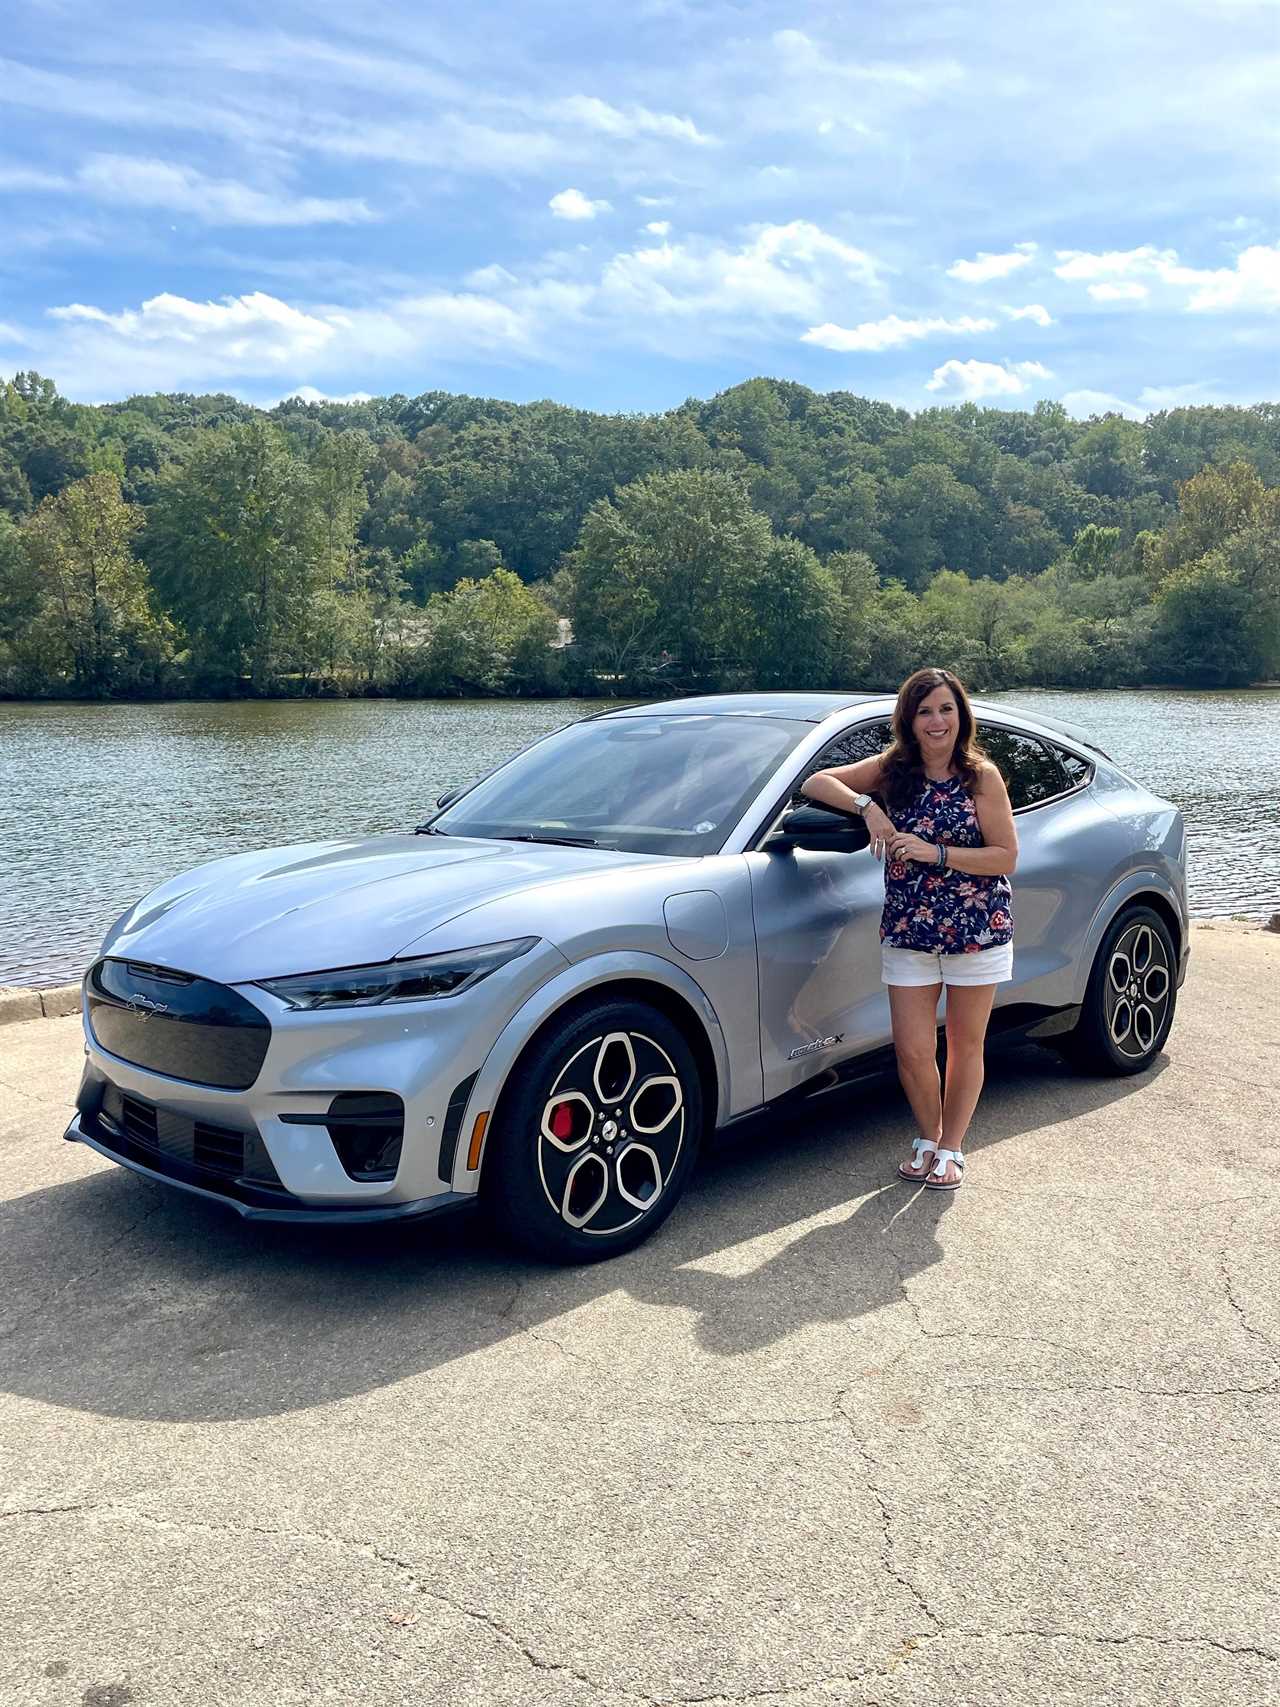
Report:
65,1108,474,1224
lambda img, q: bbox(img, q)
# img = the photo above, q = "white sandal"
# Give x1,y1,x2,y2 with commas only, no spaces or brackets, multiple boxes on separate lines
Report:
924,1147,966,1191
897,1138,938,1182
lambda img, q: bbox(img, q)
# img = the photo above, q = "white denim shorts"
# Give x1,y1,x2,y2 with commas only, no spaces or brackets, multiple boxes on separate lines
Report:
881,941,1014,987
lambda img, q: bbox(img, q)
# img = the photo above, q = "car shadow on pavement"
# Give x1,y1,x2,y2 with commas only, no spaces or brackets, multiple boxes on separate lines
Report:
0,1043,1166,1422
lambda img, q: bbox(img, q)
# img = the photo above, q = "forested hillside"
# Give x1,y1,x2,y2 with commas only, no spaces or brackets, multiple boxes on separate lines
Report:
1,371,1277,699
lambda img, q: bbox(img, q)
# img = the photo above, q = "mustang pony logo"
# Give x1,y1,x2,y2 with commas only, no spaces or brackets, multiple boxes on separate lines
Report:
124,992,170,1021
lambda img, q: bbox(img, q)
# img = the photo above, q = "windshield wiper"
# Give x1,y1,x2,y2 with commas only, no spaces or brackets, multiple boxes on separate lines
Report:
413,823,452,836
504,832,600,848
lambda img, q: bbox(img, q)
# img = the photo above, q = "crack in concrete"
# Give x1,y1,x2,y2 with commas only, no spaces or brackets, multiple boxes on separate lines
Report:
833,1387,943,1640
0,1502,97,1520
1219,1212,1280,1373
7,1503,1276,1700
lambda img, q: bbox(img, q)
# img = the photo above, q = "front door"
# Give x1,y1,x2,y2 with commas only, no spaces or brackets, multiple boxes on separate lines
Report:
744,717,893,1103
745,839,890,1102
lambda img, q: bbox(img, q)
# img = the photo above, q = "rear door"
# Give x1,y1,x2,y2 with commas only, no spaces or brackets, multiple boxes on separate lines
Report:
978,724,1116,1006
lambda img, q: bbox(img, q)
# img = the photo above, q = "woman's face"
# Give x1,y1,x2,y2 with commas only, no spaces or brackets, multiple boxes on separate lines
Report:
912,683,960,751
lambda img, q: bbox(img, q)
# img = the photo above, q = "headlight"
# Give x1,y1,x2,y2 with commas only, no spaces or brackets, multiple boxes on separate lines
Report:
254,937,538,1011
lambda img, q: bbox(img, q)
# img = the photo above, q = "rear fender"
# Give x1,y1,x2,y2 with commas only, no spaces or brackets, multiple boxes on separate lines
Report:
1073,870,1187,1005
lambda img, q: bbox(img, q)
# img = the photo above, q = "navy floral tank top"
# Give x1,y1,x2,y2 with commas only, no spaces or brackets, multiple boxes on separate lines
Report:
879,773,1014,954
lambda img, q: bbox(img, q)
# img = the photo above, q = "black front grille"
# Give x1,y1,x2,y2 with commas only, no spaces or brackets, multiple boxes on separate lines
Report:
87,958,271,1090
101,1085,280,1186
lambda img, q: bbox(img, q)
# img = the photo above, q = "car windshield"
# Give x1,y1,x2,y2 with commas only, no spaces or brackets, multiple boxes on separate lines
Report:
428,713,808,856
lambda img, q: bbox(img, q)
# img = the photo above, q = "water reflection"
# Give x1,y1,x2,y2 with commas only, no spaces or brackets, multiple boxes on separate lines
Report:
2,688,1276,985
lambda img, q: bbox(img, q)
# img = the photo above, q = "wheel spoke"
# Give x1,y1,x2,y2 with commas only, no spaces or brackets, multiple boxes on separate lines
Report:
561,1153,609,1228
1109,998,1133,1046
1142,965,1170,1003
1133,1003,1156,1051
616,1141,664,1210
1108,951,1131,994
629,1073,683,1136
540,1090,594,1154
593,1032,637,1105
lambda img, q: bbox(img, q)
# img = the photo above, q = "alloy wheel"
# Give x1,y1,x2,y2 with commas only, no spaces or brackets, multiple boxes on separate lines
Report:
537,1029,685,1237
1104,920,1172,1061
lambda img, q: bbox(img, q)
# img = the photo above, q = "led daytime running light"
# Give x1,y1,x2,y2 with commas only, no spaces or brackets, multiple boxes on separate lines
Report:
256,937,537,1010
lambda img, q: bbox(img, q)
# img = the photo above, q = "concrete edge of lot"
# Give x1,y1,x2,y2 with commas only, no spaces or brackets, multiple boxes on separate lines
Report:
2,916,1276,1030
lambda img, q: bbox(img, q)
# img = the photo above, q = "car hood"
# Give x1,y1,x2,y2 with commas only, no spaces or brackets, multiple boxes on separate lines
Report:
100,834,657,984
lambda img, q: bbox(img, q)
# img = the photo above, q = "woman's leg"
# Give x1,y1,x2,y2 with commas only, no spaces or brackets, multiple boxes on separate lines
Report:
888,982,944,1174
935,982,998,1185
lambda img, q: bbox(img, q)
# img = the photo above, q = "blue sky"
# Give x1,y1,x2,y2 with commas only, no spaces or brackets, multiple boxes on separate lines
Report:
2,0,1277,415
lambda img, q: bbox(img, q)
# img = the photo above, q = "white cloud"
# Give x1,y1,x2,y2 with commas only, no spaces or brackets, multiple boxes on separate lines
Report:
553,95,711,145
1088,281,1149,301
0,165,71,192
0,320,27,346
644,220,672,236
465,263,519,290
599,221,879,323
77,154,375,227
0,153,375,227
278,385,374,405
1003,302,1054,326
947,244,1036,284
1057,242,1280,311
803,312,996,352
48,290,340,357
1163,243,1280,311
771,29,965,94
1054,245,1167,281
635,195,675,208
34,285,545,397
549,187,612,221
926,357,1053,399
1062,389,1145,420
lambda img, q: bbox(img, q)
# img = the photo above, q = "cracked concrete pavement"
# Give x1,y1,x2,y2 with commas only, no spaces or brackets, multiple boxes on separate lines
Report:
1,922,1277,1705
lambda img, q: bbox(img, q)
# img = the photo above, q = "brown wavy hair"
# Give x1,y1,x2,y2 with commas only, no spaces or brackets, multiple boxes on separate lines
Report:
879,668,989,812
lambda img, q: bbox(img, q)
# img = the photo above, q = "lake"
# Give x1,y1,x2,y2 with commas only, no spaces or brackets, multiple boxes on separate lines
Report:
2,688,1277,986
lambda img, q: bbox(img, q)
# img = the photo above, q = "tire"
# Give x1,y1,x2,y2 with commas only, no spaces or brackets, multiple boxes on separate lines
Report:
1059,904,1178,1076
482,997,704,1263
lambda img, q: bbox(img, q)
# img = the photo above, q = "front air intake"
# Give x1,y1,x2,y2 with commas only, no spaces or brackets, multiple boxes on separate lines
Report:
325,1092,405,1182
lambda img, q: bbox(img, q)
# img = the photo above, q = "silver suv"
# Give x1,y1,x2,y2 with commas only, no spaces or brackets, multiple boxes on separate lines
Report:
67,692,1188,1260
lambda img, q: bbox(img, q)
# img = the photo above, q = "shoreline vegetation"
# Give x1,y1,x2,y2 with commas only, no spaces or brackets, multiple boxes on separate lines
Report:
2,372,1277,703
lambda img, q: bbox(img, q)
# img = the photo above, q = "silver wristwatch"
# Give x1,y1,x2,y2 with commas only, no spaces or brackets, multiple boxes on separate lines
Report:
849,791,873,813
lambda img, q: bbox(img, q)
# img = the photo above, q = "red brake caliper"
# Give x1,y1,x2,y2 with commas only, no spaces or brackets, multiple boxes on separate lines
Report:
550,1101,575,1141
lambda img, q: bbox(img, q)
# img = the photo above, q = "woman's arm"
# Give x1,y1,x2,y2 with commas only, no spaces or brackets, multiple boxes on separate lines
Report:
800,753,894,859
943,764,1018,877
800,753,887,816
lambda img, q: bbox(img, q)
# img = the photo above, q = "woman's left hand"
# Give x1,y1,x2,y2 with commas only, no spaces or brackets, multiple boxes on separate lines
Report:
888,832,937,864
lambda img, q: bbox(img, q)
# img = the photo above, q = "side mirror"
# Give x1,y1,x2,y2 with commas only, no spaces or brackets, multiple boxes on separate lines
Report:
435,785,465,809
766,802,871,854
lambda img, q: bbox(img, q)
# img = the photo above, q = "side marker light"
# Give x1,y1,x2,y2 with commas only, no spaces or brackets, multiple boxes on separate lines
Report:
466,1111,490,1171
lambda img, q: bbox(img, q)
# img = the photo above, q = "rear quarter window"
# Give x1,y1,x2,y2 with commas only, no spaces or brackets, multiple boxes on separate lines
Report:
980,728,1070,810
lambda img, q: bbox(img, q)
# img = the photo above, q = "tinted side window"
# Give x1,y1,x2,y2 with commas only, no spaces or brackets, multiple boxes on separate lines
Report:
791,720,893,803
1057,748,1094,788
981,729,1069,809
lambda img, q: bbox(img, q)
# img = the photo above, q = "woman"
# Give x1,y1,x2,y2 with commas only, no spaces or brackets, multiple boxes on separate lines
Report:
801,668,1018,1190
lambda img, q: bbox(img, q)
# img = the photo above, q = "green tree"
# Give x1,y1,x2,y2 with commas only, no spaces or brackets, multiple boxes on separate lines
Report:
16,473,169,694
145,420,330,691
569,469,793,685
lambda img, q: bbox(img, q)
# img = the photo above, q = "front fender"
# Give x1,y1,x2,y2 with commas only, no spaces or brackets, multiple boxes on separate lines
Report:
1073,868,1188,1005
445,950,733,1193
